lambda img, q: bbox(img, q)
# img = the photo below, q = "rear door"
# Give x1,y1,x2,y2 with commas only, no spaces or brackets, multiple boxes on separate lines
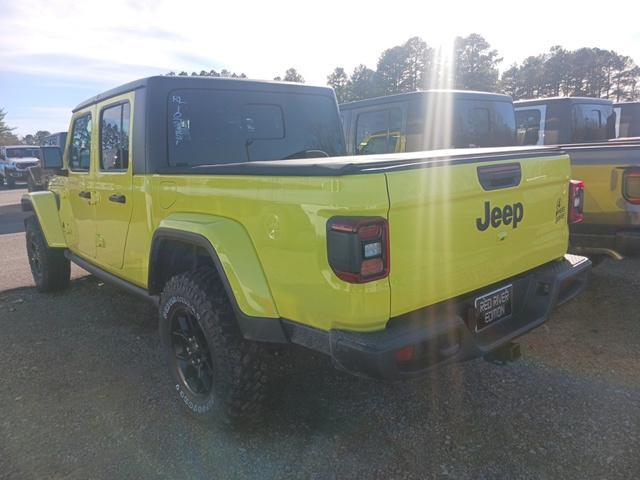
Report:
93,94,134,270
385,150,570,316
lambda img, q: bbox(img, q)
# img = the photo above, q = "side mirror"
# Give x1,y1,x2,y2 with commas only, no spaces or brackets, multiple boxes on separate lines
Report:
41,146,63,170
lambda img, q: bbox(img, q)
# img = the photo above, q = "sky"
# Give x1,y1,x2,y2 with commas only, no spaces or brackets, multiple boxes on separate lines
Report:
1,0,639,136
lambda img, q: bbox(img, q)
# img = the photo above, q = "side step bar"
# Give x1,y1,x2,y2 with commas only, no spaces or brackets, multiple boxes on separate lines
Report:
65,251,159,306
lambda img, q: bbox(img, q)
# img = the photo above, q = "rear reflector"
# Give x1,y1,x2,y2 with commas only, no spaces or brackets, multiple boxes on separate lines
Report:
361,258,384,276
327,217,390,283
623,169,640,205
395,345,416,363
568,180,584,224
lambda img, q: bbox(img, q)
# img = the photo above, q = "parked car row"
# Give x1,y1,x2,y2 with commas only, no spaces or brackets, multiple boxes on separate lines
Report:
0,132,67,191
0,145,41,187
17,75,638,427
341,91,640,262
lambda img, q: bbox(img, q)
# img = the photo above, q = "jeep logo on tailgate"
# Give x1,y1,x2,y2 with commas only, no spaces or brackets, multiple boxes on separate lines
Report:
476,201,524,231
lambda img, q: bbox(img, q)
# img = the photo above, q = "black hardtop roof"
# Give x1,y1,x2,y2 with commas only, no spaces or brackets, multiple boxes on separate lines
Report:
340,89,512,109
515,96,613,107
73,75,335,112
615,101,640,106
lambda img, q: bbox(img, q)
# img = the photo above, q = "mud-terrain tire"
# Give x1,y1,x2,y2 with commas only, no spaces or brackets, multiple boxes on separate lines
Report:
25,216,70,292
159,268,271,425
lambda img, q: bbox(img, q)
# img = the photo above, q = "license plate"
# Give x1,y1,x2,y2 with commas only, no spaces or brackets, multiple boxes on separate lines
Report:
474,284,512,331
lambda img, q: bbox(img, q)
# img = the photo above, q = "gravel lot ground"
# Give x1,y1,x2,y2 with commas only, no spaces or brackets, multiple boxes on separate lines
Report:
0,186,638,479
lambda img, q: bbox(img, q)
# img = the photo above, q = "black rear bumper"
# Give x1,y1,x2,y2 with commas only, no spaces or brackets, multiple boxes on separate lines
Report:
283,254,591,380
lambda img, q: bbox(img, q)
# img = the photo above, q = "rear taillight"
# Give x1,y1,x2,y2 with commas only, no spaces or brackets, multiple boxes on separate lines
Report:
327,217,390,283
569,180,584,224
623,169,640,205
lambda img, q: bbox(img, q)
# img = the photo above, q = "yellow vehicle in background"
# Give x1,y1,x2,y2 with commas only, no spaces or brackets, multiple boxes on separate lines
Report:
515,97,640,260
23,76,589,425
357,130,406,155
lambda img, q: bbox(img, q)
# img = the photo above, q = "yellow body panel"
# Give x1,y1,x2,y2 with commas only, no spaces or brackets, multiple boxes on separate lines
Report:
23,191,67,248
572,164,632,226
387,155,570,316
157,213,279,319
146,175,391,330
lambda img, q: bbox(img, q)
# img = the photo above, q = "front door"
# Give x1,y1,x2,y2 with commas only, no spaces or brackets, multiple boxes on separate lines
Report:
93,97,134,270
62,111,96,258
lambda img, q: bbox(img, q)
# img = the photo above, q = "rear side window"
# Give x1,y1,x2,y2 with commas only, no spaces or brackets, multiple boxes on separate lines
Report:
355,108,403,155
469,108,490,137
100,102,130,171
572,104,615,143
453,100,516,148
69,114,92,172
516,109,542,145
167,89,344,166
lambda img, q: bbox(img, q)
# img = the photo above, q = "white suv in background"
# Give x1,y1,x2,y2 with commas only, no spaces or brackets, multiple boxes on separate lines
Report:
0,145,41,187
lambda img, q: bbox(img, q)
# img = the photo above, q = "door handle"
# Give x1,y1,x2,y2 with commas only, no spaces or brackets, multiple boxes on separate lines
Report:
79,191,91,199
109,194,126,204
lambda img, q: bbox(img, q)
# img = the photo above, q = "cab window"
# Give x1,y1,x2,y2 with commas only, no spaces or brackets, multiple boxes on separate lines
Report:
356,108,402,155
516,109,542,145
69,114,92,172
166,89,344,166
100,102,130,171
572,104,615,143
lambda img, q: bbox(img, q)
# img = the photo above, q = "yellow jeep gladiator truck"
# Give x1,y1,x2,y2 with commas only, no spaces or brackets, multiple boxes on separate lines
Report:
515,97,640,259
22,76,590,424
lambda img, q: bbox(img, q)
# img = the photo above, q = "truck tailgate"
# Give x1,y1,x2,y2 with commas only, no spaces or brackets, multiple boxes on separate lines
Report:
385,151,570,316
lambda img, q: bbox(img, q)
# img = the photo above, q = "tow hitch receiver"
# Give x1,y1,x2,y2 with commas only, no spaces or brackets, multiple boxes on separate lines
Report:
484,342,522,365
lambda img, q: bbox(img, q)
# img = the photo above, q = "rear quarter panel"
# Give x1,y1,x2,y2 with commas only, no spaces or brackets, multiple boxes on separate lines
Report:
147,174,391,332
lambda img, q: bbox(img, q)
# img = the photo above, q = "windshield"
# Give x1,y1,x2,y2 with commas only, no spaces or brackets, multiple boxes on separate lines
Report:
5,147,40,158
167,89,345,166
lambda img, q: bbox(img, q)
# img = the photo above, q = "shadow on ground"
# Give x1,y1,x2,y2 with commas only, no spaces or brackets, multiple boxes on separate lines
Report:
0,266,638,479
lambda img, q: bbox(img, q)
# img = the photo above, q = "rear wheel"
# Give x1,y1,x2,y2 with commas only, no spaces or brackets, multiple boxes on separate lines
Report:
7,177,15,188
159,268,271,424
25,216,70,292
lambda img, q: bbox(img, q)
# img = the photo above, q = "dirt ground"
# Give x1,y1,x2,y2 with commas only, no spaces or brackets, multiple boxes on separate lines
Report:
0,186,638,479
